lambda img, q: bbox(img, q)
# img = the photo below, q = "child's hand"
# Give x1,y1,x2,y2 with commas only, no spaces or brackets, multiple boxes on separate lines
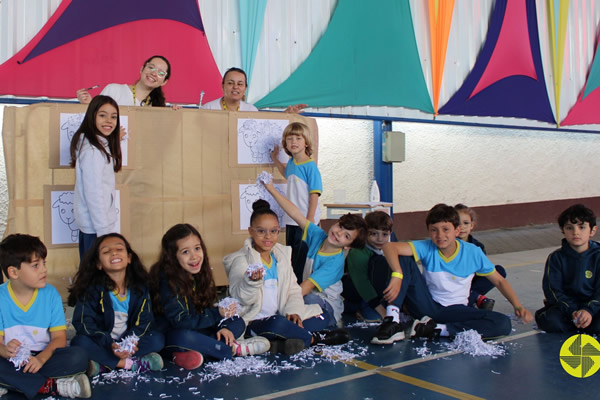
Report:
219,304,238,318
270,145,280,161
383,276,402,303
119,126,128,140
248,269,264,281
286,313,304,328
514,306,533,323
572,310,592,329
5,339,21,358
76,88,92,104
216,328,235,346
112,342,136,359
22,355,44,374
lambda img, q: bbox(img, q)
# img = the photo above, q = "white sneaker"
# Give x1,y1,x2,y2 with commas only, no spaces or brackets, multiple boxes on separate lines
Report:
56,373,92,398
232,336,270,356
0,387,7,397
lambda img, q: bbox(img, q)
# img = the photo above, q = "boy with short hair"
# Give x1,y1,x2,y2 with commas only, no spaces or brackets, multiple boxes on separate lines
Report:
535,204,600,333
262,180,366,329
374,204,532,343
344,211,396,322
0,234,91,399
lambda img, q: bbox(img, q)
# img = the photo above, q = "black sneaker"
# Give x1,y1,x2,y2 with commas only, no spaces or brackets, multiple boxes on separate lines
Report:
479,298,495,311
312,328,351,346
371,316,405,344
269,338,306,355
409,316,437,338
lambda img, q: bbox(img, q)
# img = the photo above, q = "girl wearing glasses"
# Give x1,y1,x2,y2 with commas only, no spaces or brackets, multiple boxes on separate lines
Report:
76,55,171,107
224,200,349,355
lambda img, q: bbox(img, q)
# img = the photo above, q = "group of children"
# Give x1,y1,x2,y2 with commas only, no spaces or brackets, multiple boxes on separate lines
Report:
1,86,599,398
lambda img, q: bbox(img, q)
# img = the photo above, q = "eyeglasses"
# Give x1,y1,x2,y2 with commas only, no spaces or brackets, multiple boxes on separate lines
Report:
144,64,168,79
252,227,280,237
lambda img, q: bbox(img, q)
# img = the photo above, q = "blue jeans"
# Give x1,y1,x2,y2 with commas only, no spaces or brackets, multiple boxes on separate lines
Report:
286,224,309,283
468,265,507,306
393,256,511,339
71,331,164,370
162,317,246,360
78,231,97,260
248,313,329,347
304,293,336,328
0,346,88,399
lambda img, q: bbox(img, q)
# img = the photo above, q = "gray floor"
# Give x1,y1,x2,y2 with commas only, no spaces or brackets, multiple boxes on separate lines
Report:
474,223,562,255
49,225,589,400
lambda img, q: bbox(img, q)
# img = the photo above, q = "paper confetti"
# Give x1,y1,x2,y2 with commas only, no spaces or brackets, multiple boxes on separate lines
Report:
217,297,240,320
116,333,139,354
415,342,432,358
9,341,31,370
246,263,266,278
256,171,273,185
444,330,506,357
265,137,281,153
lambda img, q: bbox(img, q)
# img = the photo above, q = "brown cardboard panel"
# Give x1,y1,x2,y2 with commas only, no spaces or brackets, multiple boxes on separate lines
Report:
2,104,317,294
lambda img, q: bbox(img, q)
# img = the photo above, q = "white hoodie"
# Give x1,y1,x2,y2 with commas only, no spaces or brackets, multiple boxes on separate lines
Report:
73,135,118,235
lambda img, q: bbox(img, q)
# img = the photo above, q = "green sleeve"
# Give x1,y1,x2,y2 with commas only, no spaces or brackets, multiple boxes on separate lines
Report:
346,247,379,304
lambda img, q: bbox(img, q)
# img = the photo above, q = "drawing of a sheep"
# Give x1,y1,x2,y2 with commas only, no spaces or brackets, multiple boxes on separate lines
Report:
60,114,85,142
239,184,286,226
52,192,79,242
239,120,283,163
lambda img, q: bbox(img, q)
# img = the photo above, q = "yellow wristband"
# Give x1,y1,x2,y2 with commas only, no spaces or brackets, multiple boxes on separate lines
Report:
391,272,403,279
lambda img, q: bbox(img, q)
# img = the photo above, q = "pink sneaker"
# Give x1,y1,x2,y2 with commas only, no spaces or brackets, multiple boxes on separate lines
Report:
173,350,204,370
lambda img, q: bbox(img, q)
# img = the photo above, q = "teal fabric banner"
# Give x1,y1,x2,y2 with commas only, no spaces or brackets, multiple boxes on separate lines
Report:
239,0,267,87
255,0,433,112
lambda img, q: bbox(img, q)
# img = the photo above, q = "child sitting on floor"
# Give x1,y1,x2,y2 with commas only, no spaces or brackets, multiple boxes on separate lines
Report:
69,233,165,376
0,234,91,399
535,204,600,334
261,180,367,329
374,204,533,344
454,203,507,310
343,211,396,323
149,223,269,369
224,200,350,355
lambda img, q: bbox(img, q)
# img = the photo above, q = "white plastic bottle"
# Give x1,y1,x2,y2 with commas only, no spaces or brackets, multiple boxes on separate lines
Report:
370,180,380,203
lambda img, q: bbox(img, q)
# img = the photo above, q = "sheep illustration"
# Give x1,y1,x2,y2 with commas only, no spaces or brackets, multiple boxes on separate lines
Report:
60,113,85,142
239,184,286,226
52,192,79,242
239,120,286,163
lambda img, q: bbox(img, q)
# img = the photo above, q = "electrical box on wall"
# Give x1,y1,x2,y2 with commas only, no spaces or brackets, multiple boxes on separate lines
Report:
382,131,405,162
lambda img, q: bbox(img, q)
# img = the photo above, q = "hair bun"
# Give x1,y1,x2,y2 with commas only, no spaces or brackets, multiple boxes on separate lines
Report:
252,199,271,212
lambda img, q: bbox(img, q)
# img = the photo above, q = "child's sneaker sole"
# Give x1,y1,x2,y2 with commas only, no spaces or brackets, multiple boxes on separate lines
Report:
371,330,405,344
173,350,204,370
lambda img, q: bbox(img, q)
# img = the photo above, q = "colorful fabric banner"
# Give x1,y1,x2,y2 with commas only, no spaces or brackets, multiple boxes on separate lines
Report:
561,28,600,126
255,0,433,112
548,0,570,125
239,0,267,87
0,0,223,104
428,0,455,115
439,0,555,124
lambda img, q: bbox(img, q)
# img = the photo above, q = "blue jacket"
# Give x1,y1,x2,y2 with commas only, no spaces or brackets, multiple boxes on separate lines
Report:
543,239,600,316
156,273,238,333
72,284,155,350
467,235,486,255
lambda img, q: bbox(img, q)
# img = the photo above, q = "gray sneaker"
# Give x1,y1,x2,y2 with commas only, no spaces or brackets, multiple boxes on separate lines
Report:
56,373,92,398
